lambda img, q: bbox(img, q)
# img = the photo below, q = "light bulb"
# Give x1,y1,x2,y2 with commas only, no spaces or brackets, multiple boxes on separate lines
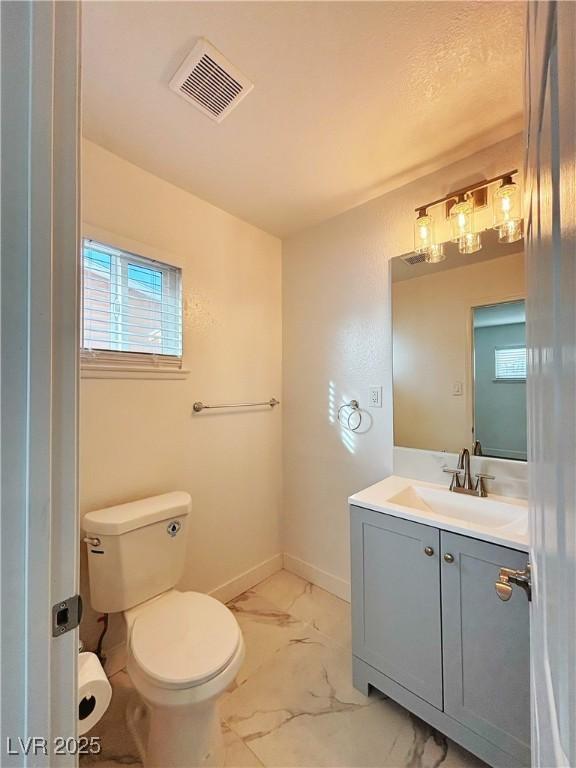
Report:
425,243,446,263
414,211,434,254
450,196,474,242
494,177,521,229
458,232,482,254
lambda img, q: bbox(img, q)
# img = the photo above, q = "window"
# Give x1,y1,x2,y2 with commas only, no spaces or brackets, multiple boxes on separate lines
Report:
494,346,527,381
81,239,183,372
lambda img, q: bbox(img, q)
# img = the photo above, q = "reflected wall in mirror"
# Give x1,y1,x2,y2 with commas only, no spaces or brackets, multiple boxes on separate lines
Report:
392,230,526,461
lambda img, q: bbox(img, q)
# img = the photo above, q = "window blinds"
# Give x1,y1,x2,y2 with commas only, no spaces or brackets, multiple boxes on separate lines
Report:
81,239,182,362
494,346,527,380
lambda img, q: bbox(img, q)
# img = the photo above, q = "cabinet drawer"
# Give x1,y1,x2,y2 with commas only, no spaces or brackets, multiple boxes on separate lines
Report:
351,507,443,709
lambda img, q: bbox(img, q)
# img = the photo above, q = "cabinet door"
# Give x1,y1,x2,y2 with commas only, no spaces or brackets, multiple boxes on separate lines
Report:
441,532,530,764
351,506,442,708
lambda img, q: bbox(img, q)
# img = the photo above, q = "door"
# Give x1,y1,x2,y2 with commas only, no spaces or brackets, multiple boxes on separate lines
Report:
1,2,80,765
525,2,576,766
441,532,530,765
350,507,442,708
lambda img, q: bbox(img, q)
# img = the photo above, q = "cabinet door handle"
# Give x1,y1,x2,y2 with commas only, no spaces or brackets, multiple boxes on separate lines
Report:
444,553,455,563
424,546,434,557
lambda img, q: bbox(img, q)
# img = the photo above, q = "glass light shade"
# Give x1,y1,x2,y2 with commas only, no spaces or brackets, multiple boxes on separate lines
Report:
494,181,521,228
450,198,474,242
425,243,446,263
458,232,482,254
414,212,434,254
497,219,523,244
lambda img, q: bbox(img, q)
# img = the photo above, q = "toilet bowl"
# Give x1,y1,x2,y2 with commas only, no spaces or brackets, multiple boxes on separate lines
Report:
83,492,244,768
125,590,244,768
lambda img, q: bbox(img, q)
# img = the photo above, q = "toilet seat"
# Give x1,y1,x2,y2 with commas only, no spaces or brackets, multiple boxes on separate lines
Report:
128,590,241,690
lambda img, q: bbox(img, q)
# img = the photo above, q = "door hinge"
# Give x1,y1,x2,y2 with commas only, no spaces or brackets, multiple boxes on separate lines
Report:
52,594,83,637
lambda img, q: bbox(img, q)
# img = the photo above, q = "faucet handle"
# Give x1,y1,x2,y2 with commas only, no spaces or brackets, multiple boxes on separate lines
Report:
474,472,495,497
443,467,462,490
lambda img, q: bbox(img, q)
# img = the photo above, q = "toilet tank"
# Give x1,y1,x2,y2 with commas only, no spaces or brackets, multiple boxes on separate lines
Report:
83,492,191,613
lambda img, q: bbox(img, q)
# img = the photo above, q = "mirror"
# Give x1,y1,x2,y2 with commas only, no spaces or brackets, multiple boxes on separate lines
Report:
392,230,526,460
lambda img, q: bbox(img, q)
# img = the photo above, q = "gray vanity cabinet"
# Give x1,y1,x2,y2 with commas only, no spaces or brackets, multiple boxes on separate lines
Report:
351,506,531,768
441,532,531,765
350,506,443,708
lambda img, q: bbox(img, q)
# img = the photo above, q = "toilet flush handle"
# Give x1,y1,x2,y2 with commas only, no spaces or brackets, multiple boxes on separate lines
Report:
83,536,101,547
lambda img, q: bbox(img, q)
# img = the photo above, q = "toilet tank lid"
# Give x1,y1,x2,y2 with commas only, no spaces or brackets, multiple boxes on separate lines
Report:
83,492,191,536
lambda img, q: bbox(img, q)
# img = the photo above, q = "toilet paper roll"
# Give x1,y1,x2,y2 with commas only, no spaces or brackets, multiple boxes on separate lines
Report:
78,652,112,735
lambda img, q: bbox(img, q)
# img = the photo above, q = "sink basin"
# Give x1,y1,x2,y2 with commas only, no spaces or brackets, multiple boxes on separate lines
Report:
349,475,529,550
388,484,526,530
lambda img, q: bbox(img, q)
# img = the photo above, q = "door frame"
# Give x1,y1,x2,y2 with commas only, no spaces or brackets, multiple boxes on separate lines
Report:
1,3,575,768
525,1,576,765
1,2,80,764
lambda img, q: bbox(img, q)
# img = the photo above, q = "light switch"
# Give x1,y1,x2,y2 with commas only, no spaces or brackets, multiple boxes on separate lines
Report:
452,382,463,396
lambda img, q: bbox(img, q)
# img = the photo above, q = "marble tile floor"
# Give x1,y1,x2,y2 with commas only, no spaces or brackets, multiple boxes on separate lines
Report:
80,569,487,768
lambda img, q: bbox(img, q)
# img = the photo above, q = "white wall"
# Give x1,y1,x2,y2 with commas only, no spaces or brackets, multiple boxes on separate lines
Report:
282,133,523,599
80,140,282,651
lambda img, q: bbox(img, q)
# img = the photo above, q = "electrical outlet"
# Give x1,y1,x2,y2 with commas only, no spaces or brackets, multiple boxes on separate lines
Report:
369,386,382,408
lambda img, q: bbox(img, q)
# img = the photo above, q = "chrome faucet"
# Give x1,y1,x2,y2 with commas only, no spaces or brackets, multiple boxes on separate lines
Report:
458,448,474,490
443,448,495,497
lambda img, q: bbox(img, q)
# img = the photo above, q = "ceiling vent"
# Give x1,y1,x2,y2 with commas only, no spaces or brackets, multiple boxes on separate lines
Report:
401,252,428,266
169,39,254,123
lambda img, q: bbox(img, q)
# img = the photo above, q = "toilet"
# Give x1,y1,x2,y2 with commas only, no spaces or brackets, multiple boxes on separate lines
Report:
83,492,244,768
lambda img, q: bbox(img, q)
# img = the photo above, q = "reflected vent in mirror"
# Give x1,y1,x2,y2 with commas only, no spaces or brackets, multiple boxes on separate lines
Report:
169,39,254,123
401,252,427,266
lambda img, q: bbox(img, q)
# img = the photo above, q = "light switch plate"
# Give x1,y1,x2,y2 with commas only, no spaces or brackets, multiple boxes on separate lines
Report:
369,385,382,408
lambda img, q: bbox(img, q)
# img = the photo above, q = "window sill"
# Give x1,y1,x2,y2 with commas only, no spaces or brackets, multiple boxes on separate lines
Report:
80,365,190,381
80,349,188,380
81,364,190,380
492,378,526,383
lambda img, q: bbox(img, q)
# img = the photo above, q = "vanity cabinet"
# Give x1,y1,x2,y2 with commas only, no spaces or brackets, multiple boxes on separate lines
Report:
350,509,443,708
441,532,530,763
351,505,530,768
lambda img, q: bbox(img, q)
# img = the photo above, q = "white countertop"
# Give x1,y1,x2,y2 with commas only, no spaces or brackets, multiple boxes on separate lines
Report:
349,475,529,552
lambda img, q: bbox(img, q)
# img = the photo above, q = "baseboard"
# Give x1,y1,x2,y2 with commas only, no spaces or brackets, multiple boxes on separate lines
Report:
283,553,351,602
209,553,283,604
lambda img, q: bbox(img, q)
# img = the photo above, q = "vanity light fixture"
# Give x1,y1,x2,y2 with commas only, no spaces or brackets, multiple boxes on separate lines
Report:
497,220,523,244
493,176,522,244
414,208,435,254
425,242,446,263
458,232,482,254
450,194,474,243
413,169,520,262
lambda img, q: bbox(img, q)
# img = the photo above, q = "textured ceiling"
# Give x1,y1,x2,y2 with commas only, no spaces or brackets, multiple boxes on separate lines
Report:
82,1,525,236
